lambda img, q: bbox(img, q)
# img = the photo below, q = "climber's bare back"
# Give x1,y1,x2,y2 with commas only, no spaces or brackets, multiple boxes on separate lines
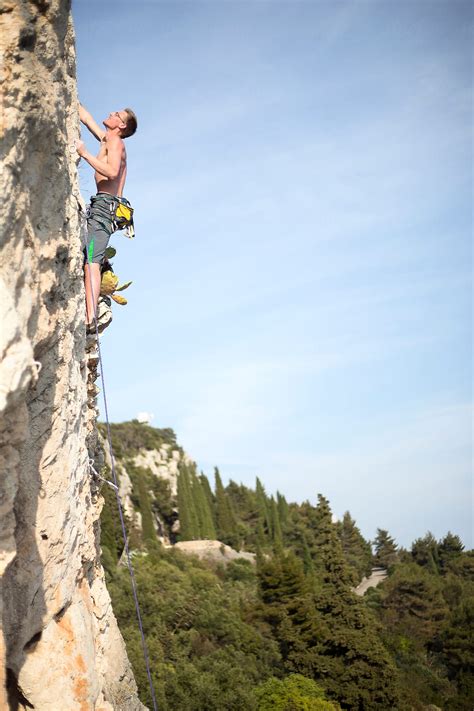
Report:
94,136,127,197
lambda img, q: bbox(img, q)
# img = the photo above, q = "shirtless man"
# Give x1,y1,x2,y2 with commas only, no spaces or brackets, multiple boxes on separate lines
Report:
76,104,137,329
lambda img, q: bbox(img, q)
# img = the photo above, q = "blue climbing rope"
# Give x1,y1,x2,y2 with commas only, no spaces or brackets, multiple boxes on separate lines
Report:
79,205,159,711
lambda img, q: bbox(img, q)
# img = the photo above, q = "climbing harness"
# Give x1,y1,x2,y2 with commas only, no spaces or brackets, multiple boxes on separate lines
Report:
93,192,135,238
79,205,158,711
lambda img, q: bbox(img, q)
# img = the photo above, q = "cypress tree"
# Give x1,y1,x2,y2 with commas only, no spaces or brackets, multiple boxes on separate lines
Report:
256,518,266,551
271,496,283,554
192,470,216,539
277,490,289,528
256,477,272,539
214,467,238,547
177,465,199,540
177,466,190,540
199,472,216,527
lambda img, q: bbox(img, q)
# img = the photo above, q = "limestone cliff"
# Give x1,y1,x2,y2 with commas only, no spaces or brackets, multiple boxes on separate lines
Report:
99,425,187,546
0,2,144,708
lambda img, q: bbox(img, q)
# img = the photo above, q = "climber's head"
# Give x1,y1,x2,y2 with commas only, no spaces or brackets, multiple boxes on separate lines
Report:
103,109,138,138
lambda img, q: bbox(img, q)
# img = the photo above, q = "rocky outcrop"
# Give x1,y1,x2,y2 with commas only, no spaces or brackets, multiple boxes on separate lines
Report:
173,540,256,566
133,445,193,498
107,443,192,545
0,2,143,709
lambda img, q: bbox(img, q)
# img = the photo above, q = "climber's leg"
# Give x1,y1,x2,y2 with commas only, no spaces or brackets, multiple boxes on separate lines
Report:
83,194,115,327
84,262,101,325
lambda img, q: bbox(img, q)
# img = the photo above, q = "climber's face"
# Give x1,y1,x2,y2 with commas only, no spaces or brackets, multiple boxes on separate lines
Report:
103,111,127,132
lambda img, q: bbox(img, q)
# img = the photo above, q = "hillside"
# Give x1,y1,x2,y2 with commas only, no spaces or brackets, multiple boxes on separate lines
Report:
99,421,474,710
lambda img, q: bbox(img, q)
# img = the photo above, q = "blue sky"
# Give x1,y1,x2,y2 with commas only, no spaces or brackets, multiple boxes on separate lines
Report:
73,0,472,548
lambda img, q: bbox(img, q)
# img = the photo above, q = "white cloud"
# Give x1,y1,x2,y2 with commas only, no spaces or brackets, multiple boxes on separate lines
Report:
137,411,154,424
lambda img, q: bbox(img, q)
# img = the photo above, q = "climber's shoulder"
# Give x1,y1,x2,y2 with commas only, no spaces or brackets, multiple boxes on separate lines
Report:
104,133,123,148
104,133,126,160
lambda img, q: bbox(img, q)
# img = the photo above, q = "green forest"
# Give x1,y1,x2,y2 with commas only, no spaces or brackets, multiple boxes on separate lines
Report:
98,422,473,710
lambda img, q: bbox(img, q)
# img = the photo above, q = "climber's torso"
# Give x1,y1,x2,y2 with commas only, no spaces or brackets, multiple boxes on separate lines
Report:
94,135,127,197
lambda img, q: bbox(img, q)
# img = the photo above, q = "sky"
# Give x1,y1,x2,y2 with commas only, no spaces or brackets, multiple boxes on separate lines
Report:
73,0,472,549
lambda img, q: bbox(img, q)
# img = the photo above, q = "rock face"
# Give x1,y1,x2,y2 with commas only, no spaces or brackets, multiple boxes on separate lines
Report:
133,447,181,497
113,443,190,545
0,2,144,709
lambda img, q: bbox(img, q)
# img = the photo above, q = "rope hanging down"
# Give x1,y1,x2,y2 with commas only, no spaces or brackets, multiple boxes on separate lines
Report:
80,207,159,711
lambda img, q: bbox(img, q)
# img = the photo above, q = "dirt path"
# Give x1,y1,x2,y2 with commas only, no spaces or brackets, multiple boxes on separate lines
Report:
354,567,388,596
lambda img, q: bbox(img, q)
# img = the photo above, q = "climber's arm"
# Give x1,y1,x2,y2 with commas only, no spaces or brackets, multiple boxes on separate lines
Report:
76,136,123,180
79,104,106,141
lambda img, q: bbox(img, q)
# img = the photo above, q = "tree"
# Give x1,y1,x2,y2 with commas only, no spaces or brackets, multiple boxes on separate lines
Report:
301,533,314,577
310,495,354,589
108,551,281,711
192,470,216,539
439,596,474,709
256,477,272,541
270,496,283,554
373,528,398,568
258,498,401,710
200,472,215,515
438,532,464,573
411,532,440,574
214,467,238,547
376,563,449,648
337,511,372,583
177,465,199,540
309,498,400,709
255,674,340,710
276,491,289,530
258,551,325,667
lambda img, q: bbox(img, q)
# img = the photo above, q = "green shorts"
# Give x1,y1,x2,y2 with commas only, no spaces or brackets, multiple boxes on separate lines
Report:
84,193,117,264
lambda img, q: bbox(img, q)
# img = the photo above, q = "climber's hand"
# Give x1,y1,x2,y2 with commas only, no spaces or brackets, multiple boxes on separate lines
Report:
75,139,86,157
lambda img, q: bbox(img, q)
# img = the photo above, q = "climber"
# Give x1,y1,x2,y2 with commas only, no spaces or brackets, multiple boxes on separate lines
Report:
76,104,137,331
